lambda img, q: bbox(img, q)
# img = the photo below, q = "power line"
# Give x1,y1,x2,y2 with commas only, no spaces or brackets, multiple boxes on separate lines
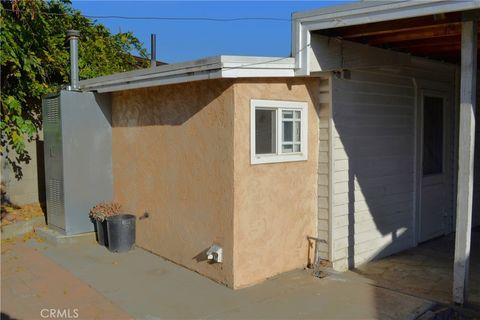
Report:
3,8,292,22
3,7,310,75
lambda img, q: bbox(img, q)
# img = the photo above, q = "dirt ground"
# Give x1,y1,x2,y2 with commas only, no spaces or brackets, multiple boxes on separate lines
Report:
1,201,45,228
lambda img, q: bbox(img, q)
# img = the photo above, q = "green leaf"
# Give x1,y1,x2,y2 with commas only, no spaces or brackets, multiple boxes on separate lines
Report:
1,0,147,178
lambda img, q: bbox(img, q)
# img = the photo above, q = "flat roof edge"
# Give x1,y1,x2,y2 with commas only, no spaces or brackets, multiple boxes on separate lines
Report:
80,55,296,93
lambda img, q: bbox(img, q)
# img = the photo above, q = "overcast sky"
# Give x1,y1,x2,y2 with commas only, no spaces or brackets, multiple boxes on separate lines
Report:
72,1,353,63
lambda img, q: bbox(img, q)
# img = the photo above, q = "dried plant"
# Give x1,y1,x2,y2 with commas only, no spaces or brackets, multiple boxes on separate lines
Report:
89,202,122,222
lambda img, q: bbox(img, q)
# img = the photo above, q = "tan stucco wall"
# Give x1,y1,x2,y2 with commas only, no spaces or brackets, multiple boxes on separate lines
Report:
232,78,320,288
112,79,236,287
112,77,321,289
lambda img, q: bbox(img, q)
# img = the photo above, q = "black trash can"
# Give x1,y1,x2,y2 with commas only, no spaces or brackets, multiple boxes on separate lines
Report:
106,214,136,253
95,220,108,246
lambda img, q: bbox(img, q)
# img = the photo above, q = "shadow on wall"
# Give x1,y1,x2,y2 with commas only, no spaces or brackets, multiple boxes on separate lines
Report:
331,70,458,269
1,138,46,211
95,93,113,127
113,80,234,127
110,79,236,286
473,83,480,226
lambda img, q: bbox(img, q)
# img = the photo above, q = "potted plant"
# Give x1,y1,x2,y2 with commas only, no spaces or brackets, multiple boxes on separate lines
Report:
89,202,122,246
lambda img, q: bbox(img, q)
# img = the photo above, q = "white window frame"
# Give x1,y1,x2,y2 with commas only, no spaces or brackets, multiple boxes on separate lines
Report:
250,99,308,165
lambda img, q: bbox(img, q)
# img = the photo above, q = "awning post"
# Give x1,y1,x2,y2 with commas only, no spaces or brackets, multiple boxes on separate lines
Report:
453,18,477,305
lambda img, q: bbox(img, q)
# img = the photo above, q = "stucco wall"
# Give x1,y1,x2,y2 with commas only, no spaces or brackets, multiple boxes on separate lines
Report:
112,79,236,287
232,78,320,288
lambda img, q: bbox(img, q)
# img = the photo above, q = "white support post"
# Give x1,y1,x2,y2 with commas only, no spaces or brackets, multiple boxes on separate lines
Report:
453,18,477,305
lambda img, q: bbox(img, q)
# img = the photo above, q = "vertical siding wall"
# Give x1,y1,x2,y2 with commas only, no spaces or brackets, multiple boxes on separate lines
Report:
330,63,456,270
331,70,416,270
317,78,331,260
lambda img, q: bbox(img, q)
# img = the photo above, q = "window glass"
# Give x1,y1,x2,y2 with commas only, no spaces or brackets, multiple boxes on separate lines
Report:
255,109,276,154
283,120,293,142
251,100,307,164
282,144,293,153
294,120,301,142
281,110,302,154
423,96,444,175
283,111,293,119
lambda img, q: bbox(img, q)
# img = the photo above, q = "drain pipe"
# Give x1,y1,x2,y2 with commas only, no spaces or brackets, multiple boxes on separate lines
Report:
66,30,80,91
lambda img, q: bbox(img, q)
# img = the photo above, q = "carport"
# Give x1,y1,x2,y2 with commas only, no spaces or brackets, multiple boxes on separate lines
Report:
292,1,479,305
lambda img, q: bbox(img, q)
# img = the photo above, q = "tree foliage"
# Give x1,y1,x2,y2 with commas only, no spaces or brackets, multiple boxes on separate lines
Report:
0,0,148,178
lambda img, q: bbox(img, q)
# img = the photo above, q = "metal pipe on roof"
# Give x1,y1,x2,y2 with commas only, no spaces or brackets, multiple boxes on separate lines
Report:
151,33,157,68
66,30,80,91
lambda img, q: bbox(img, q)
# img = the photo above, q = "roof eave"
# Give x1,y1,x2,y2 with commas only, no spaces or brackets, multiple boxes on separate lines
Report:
293,0,480,30
80,55,296,93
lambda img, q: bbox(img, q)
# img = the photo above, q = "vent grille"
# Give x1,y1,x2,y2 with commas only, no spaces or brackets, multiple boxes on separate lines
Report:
46,97,60,123
48,179,63,215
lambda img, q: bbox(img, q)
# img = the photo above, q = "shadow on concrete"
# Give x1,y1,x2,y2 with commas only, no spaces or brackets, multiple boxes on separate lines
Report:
354,227,480,311
1,312,18,320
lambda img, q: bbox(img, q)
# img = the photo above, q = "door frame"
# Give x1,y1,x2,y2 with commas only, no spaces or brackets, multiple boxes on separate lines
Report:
414,80,454,246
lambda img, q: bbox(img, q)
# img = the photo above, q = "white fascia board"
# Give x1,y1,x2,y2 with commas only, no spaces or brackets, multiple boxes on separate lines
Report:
80,56,222,87
221,68,294,78
94,70,223,93
80,55,296,93
220,56,295,77
292,0,480,76
80,59,223,90
293,0,479,24
292,0,396,20
220,55,295,66
302,1,480,31
81,62,222,90
221,56,295,76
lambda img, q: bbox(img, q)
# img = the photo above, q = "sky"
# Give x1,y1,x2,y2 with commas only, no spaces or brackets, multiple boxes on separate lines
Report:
71,1,354,64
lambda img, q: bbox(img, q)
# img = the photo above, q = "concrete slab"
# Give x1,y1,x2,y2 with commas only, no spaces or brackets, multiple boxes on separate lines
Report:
354,228,480,312
24,239,433,320
0,216,45,239
35,227,96,246
1,240,130,320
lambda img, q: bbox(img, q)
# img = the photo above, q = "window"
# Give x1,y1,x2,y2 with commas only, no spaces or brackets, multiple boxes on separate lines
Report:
422,96,444,175
250,99,308,164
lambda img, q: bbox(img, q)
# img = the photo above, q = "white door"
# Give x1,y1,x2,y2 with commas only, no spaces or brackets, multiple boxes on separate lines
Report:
419,90,453,243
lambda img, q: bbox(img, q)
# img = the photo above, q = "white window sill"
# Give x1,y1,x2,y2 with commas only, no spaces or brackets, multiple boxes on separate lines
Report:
251,153,308,165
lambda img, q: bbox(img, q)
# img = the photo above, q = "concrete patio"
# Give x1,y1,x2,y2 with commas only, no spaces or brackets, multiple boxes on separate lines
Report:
1,234,437,320
355,227,480,312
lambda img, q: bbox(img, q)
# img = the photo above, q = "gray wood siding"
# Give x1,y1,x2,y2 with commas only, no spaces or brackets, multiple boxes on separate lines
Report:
330,62,456,270
331,70,416,269
317,77,331,259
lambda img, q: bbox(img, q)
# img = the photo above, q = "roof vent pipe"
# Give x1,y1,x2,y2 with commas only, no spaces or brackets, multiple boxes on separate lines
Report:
66,30,80,91
150,33,156,68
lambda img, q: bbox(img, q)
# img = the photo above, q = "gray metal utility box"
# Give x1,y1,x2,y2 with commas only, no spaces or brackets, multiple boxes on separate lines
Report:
42,90,112,235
